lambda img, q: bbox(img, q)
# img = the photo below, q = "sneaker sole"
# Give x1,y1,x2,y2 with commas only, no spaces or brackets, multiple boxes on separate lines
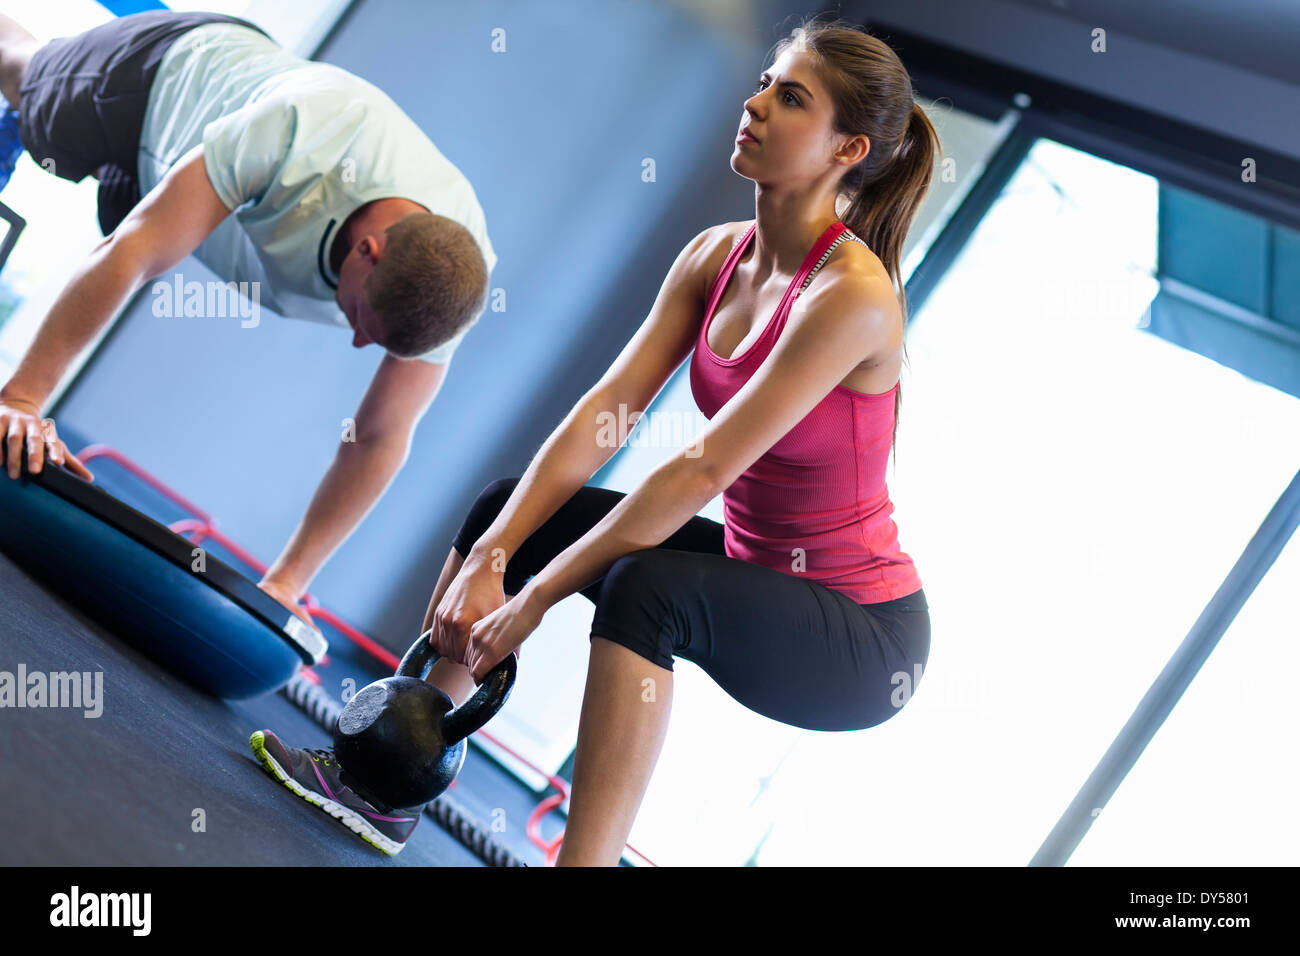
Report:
248,731,406,856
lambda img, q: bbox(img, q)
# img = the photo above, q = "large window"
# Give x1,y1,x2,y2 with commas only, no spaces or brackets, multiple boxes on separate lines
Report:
888,134,1300,866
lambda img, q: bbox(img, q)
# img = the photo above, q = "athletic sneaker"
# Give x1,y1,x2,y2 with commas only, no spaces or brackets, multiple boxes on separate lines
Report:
249,729,423,856
0,99,20,193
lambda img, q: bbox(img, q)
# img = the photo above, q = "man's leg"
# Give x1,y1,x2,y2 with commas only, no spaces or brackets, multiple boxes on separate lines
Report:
0,13,40,107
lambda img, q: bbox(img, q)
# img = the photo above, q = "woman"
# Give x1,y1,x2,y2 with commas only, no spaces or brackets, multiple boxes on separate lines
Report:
252,16,940,864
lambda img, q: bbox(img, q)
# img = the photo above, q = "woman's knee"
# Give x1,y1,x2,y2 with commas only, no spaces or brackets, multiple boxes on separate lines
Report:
590,551,683,670
453,476,521,555
602,550,683,600
478,476,520,512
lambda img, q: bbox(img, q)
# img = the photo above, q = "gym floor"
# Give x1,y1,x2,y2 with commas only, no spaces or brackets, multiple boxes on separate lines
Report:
0,542,552,866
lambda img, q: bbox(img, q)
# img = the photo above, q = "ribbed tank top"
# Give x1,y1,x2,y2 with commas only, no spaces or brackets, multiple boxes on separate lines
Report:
688,221,922,604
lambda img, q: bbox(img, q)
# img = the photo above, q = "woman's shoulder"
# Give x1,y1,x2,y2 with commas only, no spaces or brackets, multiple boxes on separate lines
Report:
820,228,893,295
694,219,756,274
796,229,900,327
670,220,753,300
723,218,756,251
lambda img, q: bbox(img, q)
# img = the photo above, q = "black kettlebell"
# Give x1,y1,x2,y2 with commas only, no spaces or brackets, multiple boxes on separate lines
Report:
333,627,516,809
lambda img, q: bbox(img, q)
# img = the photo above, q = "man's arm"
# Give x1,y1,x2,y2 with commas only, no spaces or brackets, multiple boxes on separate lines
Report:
1,145,232,473
259,353,448,600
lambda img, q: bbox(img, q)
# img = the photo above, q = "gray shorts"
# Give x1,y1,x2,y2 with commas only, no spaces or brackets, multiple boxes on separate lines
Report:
18,10,268,234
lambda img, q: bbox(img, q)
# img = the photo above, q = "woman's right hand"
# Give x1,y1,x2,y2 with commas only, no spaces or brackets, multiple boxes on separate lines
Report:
430,552,509,669
1,396,95,481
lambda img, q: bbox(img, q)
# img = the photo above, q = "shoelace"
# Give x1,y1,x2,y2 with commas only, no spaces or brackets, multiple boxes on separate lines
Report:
304,748,337,767
302,748,391,811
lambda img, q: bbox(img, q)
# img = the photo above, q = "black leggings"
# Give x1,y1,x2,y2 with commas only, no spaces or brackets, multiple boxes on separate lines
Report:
451,478,931,732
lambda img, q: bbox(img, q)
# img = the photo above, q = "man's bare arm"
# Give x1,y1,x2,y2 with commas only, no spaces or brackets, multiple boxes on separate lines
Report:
1,145,231,473
259,354,449,599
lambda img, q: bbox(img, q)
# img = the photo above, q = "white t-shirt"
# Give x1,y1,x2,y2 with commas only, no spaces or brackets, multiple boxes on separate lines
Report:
137,22,497,364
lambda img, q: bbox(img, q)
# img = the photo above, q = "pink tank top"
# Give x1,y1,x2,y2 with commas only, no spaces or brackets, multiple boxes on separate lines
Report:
689,221,923,604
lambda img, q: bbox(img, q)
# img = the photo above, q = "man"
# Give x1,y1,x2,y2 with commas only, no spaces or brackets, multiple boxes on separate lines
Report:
0,10,497,628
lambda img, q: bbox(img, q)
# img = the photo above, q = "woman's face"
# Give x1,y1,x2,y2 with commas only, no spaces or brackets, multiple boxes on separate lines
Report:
732,47,868,187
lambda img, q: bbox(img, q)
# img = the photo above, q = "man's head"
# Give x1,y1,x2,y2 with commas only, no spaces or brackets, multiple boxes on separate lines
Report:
334,211,489,357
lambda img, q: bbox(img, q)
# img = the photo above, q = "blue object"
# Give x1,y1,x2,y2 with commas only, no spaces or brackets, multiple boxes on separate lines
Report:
96,1,170,15
0,450,327,699
0,101,22,193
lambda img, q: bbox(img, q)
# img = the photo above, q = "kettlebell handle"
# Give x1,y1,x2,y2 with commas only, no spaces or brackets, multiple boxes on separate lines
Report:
396,627,517,746
396,626,444,679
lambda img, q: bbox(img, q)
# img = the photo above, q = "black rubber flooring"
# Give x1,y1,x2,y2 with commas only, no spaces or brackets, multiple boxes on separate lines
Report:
0,548,550,865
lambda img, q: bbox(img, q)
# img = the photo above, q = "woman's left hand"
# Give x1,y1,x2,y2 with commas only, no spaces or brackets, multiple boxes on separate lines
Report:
465,589,545,684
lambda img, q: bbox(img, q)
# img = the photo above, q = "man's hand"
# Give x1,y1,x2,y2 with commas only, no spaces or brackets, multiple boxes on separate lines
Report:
0,394,94,481
258,577,321,634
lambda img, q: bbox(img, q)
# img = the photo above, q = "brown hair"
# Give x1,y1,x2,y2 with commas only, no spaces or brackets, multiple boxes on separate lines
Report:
770,15,940,459
365,212,489,359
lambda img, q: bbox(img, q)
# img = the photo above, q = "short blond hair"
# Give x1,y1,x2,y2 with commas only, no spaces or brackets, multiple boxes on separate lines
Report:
365,212,489,358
